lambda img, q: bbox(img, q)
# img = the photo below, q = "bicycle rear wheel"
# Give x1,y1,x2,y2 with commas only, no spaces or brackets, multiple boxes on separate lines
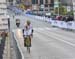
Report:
27,47,30,53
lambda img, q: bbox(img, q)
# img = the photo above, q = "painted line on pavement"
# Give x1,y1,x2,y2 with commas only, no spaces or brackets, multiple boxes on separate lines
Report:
35,29,75,47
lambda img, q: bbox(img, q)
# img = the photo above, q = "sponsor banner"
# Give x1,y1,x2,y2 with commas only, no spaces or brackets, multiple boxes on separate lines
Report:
57,21,67,28
67,21,75,30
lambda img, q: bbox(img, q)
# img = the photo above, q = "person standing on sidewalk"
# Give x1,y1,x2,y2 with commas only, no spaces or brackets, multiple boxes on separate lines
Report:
1,30,7,39
8,18,10,30
16,19,20,28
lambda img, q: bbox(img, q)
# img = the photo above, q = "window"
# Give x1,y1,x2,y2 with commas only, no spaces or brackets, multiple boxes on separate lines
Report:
45,9,48,11
39,8,43,11
51,0,54,3
32,0,36,4
45,0,48,4
35,0,38,4
51,0,54,6
17,0,21,4
45,4,48,7
32,0,38,4
40,0,43,4
49,0,54,7
9,0,13,2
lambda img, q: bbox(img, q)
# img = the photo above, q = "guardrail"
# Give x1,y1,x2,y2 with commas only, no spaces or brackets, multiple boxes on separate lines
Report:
12,31,24,59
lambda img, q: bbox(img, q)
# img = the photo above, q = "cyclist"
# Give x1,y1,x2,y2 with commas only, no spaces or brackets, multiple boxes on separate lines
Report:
23,20,33,47
16,19,20,27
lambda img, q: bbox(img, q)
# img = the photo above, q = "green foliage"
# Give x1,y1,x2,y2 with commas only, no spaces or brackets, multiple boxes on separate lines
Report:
54,5,67,15
67,11,74,16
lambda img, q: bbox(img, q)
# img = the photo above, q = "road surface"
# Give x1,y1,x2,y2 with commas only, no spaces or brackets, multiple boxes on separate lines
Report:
8,10,75,59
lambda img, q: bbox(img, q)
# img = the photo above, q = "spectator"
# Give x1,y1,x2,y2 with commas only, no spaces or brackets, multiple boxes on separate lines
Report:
66,16,74,22
1,31,7,39
8,18,10,30
62,16,66,21
56,16,62,21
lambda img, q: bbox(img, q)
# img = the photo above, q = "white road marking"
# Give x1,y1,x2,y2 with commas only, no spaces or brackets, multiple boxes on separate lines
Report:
13,28,75,47
35,28,75,47
33,27,58,31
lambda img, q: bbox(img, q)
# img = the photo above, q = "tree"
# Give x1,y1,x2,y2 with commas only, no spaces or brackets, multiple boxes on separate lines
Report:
54,5,67,15
67,11,74,16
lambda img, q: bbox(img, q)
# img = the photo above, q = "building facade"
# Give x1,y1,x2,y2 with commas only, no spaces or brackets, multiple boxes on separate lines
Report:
20,0,54,13
20,0,32,9
21,0,31,5
0,0,9,30
31,0,54,11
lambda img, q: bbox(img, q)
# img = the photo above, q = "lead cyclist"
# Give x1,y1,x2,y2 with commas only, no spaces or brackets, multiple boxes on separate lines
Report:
23,20,33,53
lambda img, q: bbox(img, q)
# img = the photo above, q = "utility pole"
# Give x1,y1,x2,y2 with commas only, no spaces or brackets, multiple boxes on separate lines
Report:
54,0,60,16
72,0,75,20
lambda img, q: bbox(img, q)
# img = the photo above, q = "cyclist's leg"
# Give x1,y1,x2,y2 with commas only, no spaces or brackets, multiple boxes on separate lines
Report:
24,37,27,47
29,36,31,47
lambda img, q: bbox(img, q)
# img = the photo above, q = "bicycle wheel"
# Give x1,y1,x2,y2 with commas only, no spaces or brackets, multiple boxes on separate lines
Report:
27,47,30,53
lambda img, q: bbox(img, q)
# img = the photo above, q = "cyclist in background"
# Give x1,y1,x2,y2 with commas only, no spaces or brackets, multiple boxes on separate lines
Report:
16,19,20,27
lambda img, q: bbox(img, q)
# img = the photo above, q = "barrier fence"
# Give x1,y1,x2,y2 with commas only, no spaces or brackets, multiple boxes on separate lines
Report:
25,14,75,31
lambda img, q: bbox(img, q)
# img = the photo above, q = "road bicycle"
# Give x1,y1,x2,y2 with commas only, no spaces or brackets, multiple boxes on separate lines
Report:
24,35,31,53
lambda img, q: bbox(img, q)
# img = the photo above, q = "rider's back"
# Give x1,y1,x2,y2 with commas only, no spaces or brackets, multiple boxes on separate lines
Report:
23,24,33,36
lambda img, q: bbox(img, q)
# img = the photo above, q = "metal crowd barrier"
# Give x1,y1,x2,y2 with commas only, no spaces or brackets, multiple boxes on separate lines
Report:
12,31,24,59
26,14,75,31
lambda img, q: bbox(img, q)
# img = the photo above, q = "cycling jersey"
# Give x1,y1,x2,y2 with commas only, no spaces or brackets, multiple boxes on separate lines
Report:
23,24,33,37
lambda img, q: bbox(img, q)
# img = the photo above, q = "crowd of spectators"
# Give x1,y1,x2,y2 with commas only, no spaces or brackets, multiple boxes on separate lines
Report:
51,15,74,22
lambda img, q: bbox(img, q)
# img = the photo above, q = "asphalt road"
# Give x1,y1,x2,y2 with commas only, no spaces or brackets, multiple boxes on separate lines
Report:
8,10,75,59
